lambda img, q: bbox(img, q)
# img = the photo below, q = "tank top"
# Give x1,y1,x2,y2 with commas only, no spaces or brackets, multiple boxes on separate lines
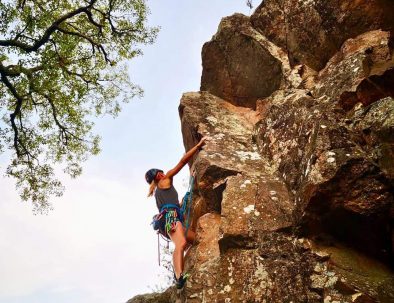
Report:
155,184,180,211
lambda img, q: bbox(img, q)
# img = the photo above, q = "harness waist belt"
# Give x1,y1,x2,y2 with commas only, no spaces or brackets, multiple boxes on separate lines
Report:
160,203,181,213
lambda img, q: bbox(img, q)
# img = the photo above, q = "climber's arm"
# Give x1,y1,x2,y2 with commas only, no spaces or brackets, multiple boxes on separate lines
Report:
165,137,206,179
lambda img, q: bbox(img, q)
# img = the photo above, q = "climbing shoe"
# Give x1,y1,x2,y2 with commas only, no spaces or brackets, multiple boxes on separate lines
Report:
175,273,189,289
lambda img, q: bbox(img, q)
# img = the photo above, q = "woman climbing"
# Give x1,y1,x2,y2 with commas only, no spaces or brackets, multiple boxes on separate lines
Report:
145,137,206,289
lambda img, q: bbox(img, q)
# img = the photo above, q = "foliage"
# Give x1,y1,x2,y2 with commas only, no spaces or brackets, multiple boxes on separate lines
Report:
0,0,158,212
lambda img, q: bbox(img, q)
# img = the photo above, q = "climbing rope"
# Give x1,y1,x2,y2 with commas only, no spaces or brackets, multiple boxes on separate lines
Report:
181,173,195,237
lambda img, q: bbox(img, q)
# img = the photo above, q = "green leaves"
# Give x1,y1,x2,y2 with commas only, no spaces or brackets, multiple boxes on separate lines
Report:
0,0,158,212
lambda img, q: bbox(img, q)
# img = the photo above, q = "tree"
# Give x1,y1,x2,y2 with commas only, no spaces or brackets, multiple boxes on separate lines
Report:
0,0,158,212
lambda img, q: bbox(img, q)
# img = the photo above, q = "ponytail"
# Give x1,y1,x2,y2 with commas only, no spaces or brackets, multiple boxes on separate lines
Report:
148,180,157,197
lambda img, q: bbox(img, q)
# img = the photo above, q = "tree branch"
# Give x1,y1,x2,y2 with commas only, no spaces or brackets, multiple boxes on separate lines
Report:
18,0,26,10
42,93,86,144
1,68,40,160
0,0,98,52
84,9,104,35
0,73,23,157
0,61,44,77
56,26,110,62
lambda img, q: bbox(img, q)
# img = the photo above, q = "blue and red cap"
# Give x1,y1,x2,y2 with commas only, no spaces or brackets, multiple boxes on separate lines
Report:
145,168,163,184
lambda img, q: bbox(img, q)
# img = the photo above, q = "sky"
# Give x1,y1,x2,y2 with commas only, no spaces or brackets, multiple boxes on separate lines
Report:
0,1,250,303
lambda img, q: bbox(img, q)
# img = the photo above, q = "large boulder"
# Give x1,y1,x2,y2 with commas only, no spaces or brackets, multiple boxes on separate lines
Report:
200,14,301,109
179,91,265,214
251,0,394,71
179,91,294,239
126,287,175,303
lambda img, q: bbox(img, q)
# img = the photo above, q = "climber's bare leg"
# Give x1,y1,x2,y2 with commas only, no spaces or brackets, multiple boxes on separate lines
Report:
169,222,187,279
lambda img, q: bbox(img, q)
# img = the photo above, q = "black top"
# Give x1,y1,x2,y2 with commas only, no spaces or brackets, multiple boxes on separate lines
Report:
155,184,180,210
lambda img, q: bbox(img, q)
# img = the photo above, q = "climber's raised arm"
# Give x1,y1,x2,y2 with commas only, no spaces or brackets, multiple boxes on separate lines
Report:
165,137,206,179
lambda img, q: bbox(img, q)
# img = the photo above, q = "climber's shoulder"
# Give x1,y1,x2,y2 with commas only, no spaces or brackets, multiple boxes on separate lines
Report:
157,175,172,189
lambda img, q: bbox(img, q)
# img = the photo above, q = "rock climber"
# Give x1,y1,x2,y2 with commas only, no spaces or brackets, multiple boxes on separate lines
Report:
145,137,206,289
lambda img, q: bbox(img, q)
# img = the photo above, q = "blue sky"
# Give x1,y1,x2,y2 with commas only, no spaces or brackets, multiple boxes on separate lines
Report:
0,1,250,303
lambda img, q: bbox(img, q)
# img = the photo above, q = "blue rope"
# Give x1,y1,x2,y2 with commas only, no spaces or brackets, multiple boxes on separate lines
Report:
183,175,194,237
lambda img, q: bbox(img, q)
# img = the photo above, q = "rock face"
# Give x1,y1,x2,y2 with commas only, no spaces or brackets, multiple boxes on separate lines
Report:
129,1,394,302
251,0,394,71
313,30,394,110
255,89,394,264
200,14,301,109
